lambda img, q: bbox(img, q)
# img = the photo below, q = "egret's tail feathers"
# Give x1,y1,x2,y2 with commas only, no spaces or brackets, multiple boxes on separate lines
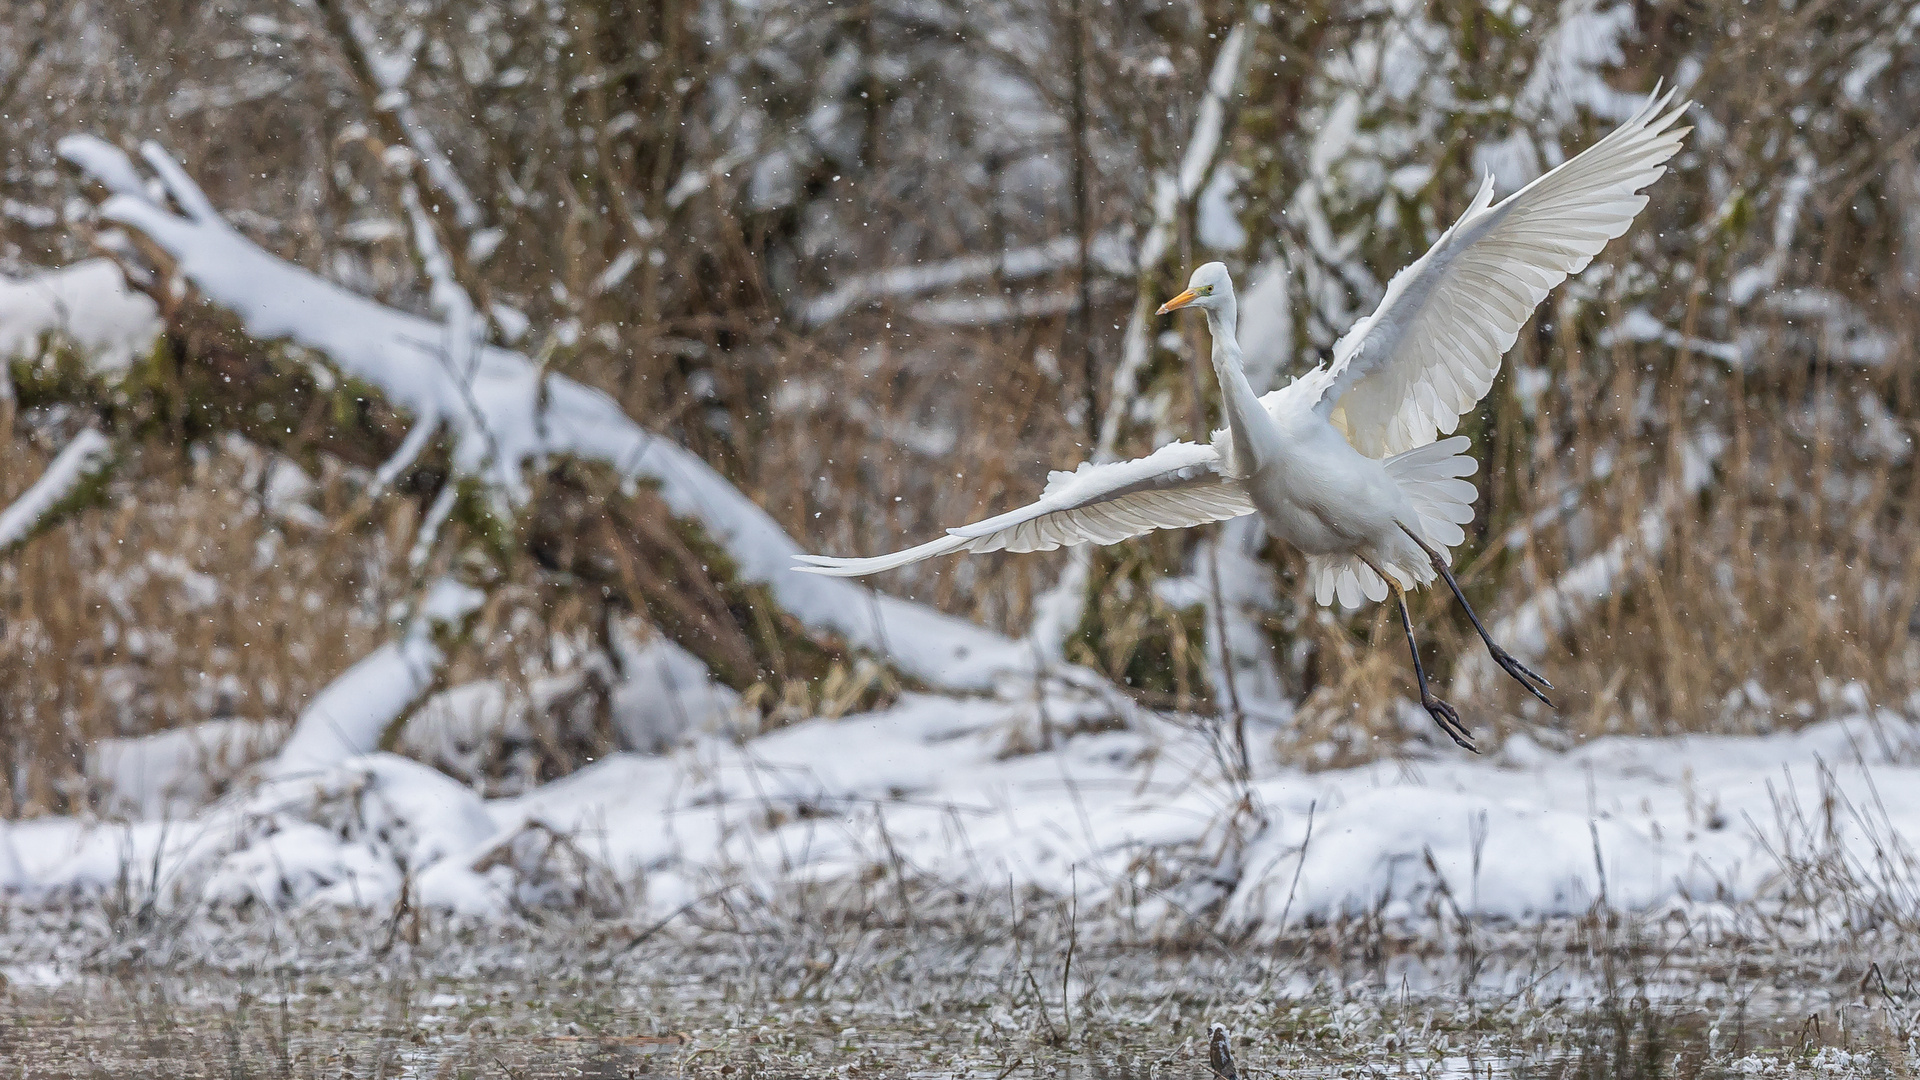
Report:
1309,555,1397,610
792,534,971,578
1387,435,1478,555
1308,436,1480,609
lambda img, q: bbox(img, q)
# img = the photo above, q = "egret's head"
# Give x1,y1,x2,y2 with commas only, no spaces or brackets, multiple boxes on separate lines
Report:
1155,262,1234,315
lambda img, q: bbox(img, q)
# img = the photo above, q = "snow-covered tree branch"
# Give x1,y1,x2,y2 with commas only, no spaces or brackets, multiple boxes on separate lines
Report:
55,136,1046,696
0,427,115,554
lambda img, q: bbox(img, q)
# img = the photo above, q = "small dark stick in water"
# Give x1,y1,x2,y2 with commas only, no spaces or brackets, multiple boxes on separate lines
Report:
1208,1023,1239,1080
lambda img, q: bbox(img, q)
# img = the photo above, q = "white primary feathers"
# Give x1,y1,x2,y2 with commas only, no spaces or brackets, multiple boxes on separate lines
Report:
794,440,1254,578
1315,89,1692,458
795,88,1691,747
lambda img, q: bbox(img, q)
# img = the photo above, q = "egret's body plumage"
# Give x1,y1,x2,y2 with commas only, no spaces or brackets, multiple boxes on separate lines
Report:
1186,278,1461,602
797,89,1692,750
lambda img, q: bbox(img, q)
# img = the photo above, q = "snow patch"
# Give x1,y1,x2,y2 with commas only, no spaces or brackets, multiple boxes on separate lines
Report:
15,688,1920,938
0,260,159,371
88,720,285,819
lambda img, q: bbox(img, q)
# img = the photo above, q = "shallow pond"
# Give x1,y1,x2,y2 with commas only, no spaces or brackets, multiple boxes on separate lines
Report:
3,951,1913,1079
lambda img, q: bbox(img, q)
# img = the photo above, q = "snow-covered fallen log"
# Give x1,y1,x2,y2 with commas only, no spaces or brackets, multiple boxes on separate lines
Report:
55,135,1045,693
87,719,285,820
395,629,742,793
74,579,482,821
0,826,25,891
13,751,505,912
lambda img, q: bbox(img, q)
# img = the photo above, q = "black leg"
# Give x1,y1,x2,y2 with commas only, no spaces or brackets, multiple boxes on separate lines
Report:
1395,587,1478,754
1398,524,1556,708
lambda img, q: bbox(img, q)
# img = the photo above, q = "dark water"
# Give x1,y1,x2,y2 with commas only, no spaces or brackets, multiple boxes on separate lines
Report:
1,963,1911,1079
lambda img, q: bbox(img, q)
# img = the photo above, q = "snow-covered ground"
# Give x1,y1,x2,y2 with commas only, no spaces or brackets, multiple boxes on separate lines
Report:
4,238,1915,934
8,677,1918,937
6,110,1917,948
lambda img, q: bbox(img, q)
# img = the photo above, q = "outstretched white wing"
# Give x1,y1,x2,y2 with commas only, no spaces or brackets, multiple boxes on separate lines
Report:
794,440,1254,578
1319,88,1691,458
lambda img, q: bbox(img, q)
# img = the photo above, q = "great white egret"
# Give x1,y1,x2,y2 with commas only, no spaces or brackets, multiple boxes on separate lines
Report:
797,89,1691,752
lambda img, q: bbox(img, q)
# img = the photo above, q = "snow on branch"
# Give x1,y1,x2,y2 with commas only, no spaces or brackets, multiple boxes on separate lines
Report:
1174,22,1253,209
1027,22,1251,661
56,136,1038,691
311,0,483,230
799,232,1132,327
0,428,115,554
270,579,484,777
1096,21,1251,461
0,259,159,373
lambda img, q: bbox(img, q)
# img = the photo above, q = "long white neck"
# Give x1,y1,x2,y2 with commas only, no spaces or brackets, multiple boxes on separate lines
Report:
1205,296,1282,474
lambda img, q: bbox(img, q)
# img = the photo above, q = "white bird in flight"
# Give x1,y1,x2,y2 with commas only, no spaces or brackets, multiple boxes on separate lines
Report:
797,89,1691,752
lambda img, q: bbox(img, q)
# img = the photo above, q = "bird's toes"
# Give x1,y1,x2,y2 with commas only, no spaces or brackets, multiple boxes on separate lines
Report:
1510,657,1555,692
1514,674,1555,709
1498,656,1556,707
1422,696,1478,754
1486,647,1554,701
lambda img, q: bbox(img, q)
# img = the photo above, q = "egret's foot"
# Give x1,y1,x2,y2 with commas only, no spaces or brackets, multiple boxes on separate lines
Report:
1489,646,1554,708
1398,525,1559,712
1421,692,1478,754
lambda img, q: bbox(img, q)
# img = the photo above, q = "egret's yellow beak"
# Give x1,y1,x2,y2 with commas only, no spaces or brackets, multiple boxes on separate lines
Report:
1156,288,1200,315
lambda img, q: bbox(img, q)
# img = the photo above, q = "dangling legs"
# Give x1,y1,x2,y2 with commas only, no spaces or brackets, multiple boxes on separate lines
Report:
1391,582,1477,753
1398,523,1555,708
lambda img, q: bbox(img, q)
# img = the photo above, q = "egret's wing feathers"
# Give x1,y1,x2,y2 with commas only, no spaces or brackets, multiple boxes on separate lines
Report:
949,442,1253,552
1318,88,1691,458
794,441,1253,578
791,534,974,577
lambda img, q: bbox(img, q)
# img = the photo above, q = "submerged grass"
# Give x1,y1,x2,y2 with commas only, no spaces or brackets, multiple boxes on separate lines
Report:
2,897,1917,1078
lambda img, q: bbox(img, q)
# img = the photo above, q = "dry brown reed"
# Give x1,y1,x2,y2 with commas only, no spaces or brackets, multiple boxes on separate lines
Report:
0,434,384,814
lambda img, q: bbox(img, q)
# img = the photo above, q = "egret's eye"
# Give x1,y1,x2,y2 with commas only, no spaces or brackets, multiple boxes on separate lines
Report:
1196,285,1214,296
